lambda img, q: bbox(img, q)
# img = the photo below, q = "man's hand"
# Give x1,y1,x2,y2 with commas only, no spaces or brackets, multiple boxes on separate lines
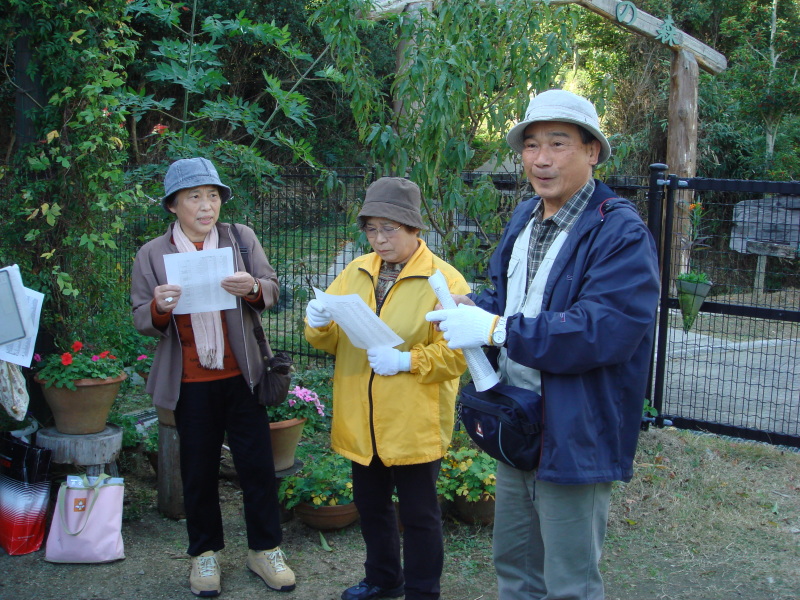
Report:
367,346,411,376
425,304,498,349
305,299,332,328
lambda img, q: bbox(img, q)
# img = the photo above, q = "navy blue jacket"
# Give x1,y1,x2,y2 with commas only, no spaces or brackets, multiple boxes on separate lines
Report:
471,180,660,484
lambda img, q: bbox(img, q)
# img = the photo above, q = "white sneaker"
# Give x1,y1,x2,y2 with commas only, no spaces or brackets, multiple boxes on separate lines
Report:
190,550,221,597
247,547,296,591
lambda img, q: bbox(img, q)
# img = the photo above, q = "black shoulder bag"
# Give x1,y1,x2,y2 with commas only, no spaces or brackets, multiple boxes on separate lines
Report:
231,225,293,407
458,381,543,471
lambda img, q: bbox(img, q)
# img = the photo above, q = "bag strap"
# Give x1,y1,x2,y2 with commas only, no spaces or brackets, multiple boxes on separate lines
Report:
57,473,112,537
230,224,273,358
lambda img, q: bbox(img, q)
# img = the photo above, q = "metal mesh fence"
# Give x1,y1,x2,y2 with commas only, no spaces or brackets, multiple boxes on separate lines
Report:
658,181,800,443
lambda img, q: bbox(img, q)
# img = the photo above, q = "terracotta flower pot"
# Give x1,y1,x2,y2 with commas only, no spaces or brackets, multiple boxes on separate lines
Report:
269,417,307,472
35,373,127,435
453,495,495,526
294,501,359,530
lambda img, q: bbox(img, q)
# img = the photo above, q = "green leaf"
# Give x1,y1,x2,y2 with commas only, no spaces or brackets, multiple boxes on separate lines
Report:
319,531,333,552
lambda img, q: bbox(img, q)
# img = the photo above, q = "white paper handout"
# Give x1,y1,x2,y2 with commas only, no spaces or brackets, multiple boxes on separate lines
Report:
0,283,45,368
0,265,33,345
312,287,403,350
428,269,499,392
164,248,237,314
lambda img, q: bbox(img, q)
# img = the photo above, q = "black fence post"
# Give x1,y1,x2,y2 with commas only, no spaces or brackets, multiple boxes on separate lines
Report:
643,164,668,428
652,173,679,423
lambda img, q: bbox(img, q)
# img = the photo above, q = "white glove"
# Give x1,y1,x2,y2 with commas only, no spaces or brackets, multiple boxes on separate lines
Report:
306,299,332,328
425,304,498,349
367,346,411,376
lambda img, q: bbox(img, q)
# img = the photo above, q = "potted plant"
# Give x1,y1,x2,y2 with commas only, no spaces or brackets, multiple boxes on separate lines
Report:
267,386,327,472
133,353,153,382
676,202,712,333
32,341,127,435
676,270,712,333
278,441,358,530
438,432,497,526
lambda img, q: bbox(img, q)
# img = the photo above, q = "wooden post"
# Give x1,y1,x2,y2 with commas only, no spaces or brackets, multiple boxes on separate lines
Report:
156,409,185,520
746,240,797,296
666,50,699,282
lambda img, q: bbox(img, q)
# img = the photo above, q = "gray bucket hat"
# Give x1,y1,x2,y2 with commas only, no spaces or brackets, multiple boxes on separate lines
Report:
506,90,612,164
161,157,232,212
357,177,426,230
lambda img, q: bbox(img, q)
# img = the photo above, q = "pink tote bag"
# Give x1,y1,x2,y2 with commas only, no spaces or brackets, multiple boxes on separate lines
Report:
45,474,125,563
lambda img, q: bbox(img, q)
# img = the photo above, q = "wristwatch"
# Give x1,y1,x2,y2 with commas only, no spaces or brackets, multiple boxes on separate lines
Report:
251,280,259,296
491,316,508,346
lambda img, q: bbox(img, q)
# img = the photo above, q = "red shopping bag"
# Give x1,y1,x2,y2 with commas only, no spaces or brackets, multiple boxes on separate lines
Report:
0,433,52,555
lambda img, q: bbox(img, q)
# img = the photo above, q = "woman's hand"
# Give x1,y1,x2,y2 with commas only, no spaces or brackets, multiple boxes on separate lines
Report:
155,284,182,314
222,271,258,298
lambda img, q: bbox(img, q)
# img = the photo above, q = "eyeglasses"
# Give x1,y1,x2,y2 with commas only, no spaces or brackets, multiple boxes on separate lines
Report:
363,224,403,238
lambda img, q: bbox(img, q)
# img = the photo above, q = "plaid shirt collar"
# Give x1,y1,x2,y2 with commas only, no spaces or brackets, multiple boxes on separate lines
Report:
532,178,595,231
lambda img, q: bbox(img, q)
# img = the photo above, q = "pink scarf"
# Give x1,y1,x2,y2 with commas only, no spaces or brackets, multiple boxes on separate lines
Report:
172,223,225,369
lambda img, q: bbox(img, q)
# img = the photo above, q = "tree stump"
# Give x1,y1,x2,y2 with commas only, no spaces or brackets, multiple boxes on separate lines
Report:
35,425,123,477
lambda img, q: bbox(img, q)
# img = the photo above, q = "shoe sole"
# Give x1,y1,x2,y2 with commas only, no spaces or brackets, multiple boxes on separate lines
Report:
248,565,296,592
190,586,220,597
341,588,404,600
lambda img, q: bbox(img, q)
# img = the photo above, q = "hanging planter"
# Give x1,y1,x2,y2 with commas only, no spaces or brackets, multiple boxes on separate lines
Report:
676,273,712,333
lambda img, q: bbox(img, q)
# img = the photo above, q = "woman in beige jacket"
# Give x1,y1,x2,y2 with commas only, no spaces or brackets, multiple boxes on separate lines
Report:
131,157,294,598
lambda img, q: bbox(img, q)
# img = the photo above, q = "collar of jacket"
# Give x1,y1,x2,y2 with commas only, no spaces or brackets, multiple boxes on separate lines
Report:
353,237,433,279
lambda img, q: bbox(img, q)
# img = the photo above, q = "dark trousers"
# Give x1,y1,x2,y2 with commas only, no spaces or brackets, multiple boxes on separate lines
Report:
352,457,443,600
173,376,282,556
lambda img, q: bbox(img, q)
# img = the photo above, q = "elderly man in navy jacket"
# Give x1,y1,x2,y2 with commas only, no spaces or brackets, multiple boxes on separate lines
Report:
427,90,660,600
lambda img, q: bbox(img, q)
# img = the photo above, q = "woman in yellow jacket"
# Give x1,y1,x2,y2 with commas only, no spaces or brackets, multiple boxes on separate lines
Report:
305,177,468,600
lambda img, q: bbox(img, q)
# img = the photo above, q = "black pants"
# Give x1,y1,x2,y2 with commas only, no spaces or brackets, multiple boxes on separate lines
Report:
173,376,282,556
352,457,443,600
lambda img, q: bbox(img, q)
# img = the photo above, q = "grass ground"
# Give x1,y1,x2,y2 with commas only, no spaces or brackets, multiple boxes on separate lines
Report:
3,422,797,600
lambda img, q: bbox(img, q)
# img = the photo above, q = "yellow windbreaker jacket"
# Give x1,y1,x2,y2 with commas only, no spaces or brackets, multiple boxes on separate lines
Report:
305,239,469,466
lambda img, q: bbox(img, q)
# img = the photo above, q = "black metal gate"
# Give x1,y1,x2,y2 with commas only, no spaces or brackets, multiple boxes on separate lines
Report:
646,164,800,447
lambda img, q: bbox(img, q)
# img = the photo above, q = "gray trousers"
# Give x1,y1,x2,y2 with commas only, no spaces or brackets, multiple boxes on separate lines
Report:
492,461,612,600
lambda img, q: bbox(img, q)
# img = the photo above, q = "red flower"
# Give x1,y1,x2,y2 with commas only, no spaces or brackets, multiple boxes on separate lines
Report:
99,350,110,358
72,341,83,352
61,353,73,366
109,354,117,360
152,124,168,135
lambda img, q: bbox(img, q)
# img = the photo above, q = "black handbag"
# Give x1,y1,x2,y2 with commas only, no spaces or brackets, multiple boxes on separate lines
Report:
458,381,543,471
231,225,294,407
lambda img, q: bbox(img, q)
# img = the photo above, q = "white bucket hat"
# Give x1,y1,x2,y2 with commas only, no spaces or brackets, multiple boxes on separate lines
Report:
506,90,612,164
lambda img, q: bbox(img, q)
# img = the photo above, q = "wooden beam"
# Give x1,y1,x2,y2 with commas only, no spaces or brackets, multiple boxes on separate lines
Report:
666,50,698,283
368,0,727,74
569,0,726,74
666,50,699,180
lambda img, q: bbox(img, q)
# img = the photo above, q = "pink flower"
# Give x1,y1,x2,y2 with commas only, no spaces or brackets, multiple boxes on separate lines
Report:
33,353,42,362
137,354,148,361
92,355,100,362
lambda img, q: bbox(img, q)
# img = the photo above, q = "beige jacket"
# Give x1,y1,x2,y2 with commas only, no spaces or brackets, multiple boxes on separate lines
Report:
131,222,278,409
